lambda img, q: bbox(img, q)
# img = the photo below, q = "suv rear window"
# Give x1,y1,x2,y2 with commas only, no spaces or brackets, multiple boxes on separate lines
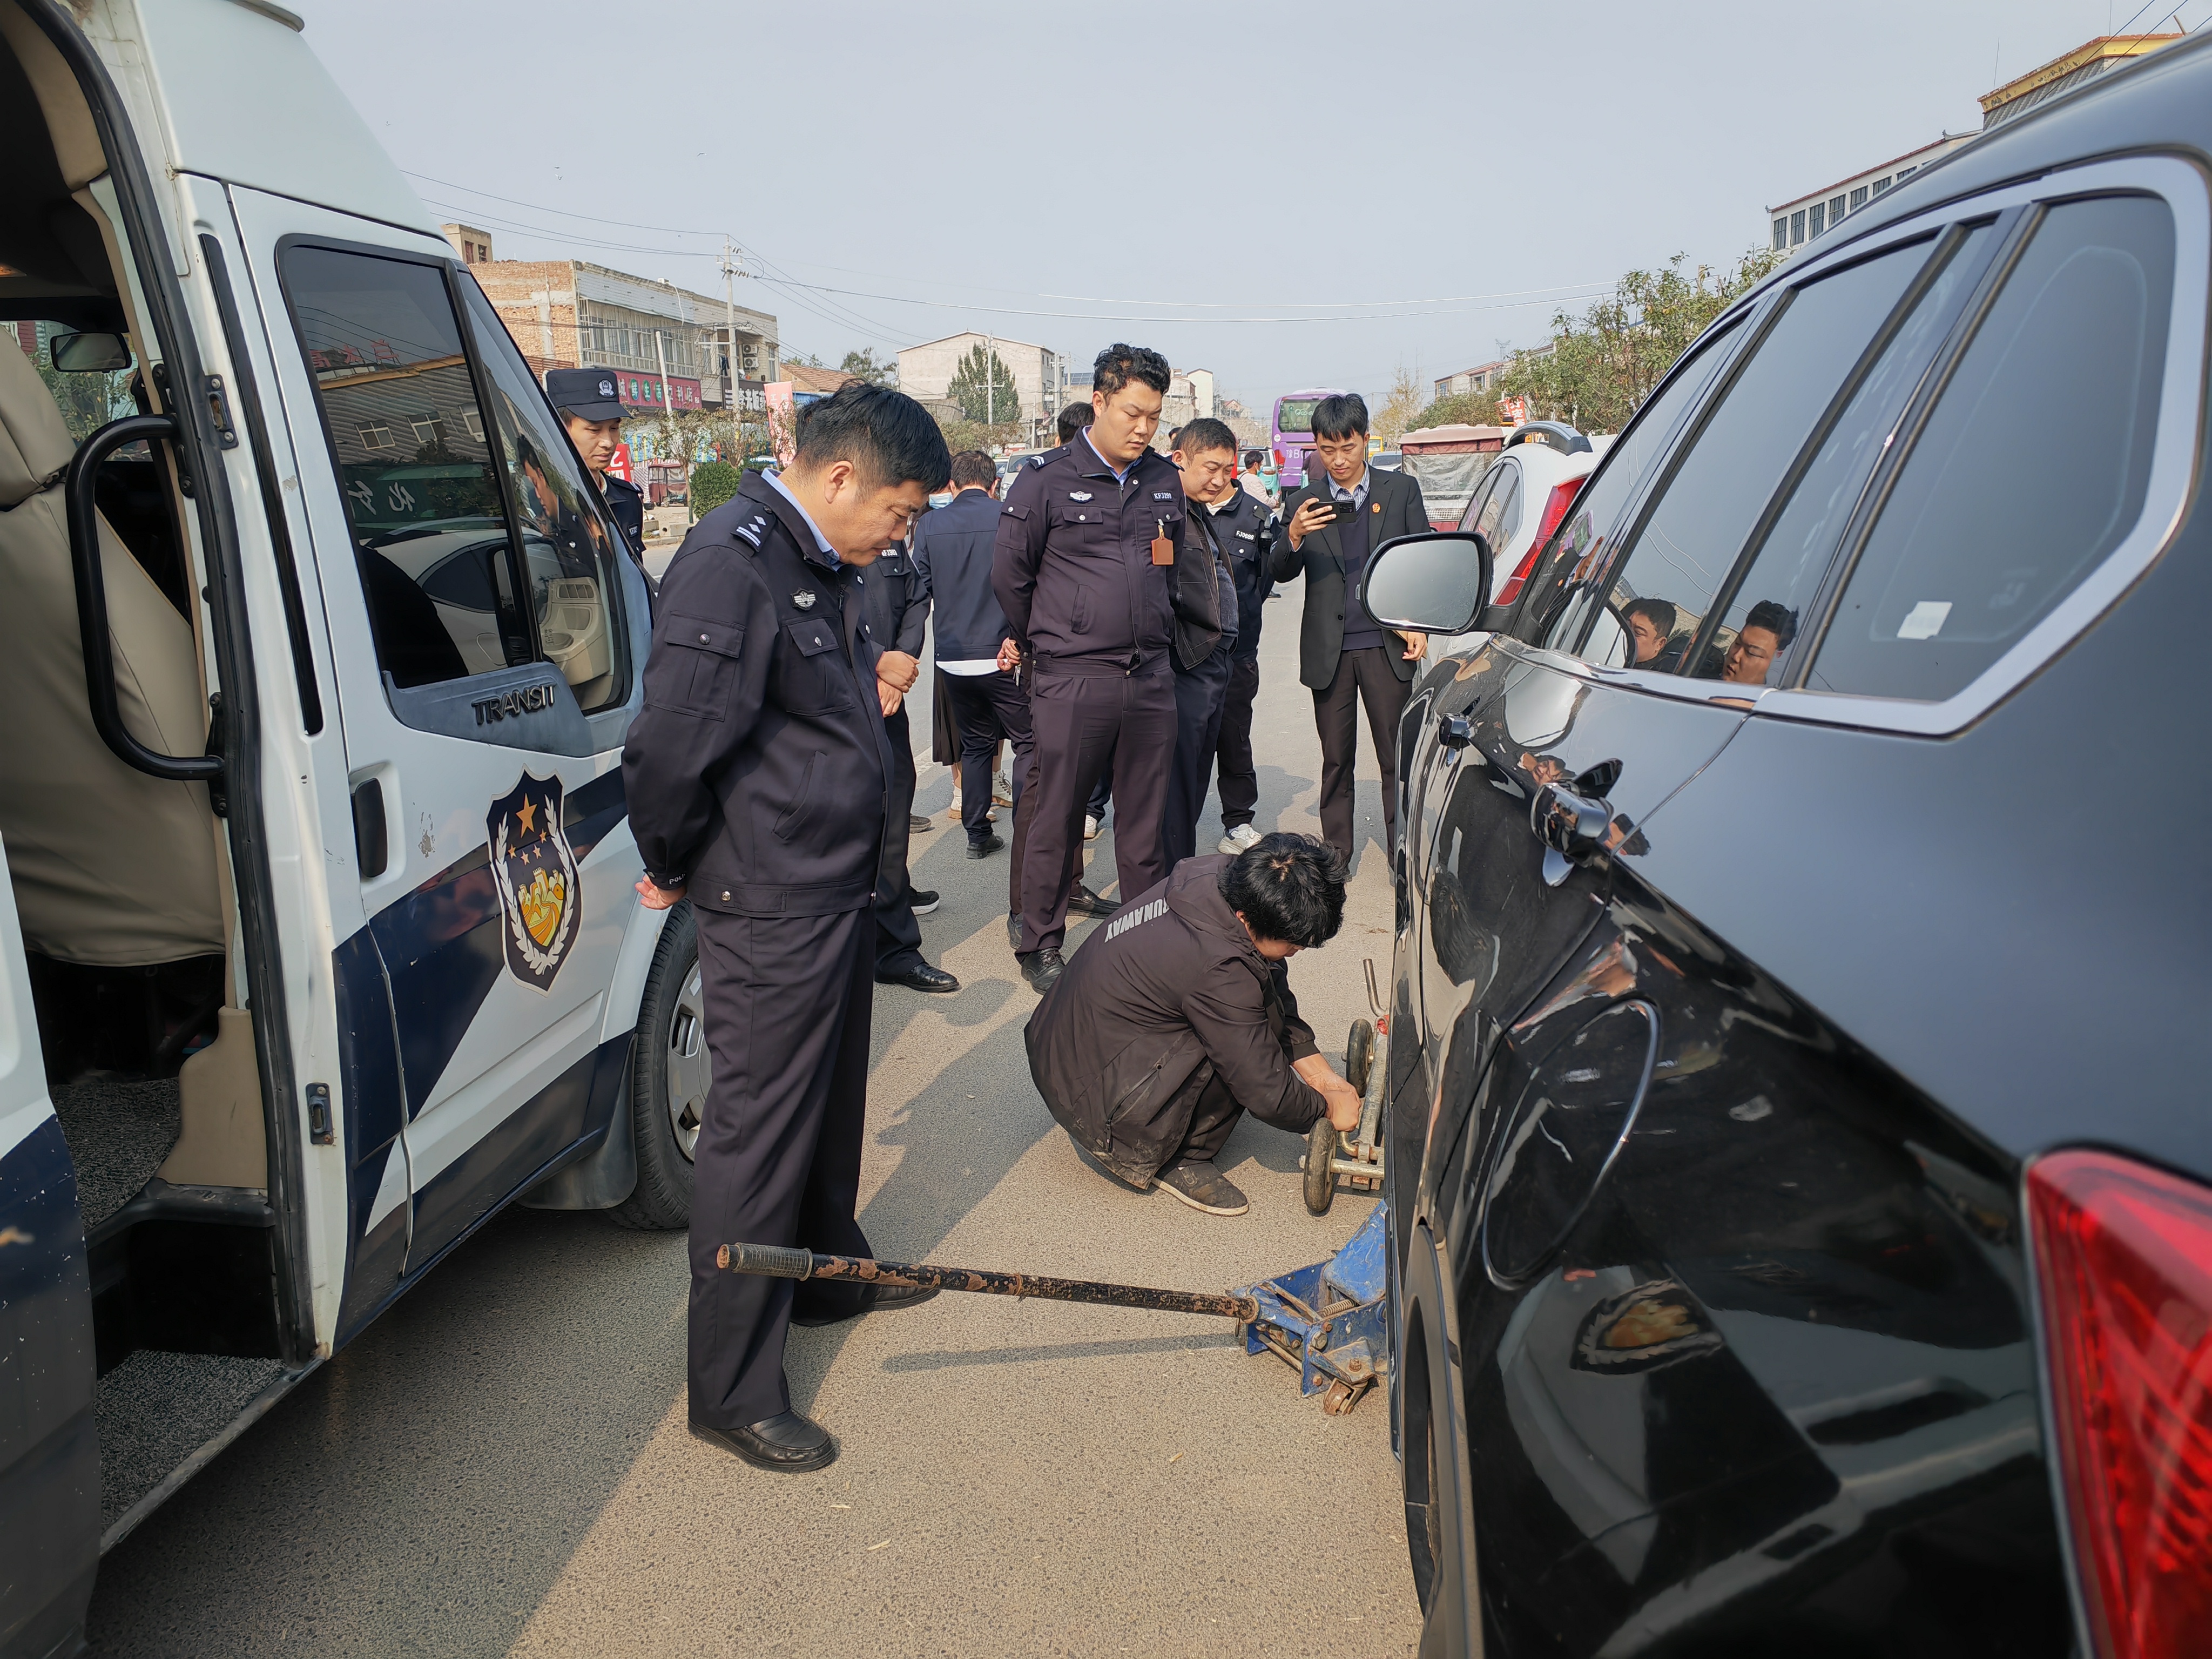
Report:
1808,195,2175,702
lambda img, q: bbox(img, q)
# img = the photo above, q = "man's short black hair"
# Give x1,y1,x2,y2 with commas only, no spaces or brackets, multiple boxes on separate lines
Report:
1311,394,1369,442
791,382,950,490
948,449,996,489
1093,343,1171,398
1243,449,1264,469
1057,401,1095,444
1624,596,1677,636
1217,833,1348,949
1742,599,1798,646
1176,417,1237,457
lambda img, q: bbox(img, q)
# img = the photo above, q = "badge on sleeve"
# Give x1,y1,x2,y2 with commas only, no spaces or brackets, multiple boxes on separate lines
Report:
488,772,579,993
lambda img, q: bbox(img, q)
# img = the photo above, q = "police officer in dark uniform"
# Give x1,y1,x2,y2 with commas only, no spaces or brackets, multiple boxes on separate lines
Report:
547,367,646,561
993,344,1218,995
860,528,957,993
1210,446,1278,853
624,383,951,1473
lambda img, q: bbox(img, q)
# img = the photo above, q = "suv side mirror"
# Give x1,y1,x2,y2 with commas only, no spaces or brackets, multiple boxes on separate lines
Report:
1360,531,1495,636
49,332,132,373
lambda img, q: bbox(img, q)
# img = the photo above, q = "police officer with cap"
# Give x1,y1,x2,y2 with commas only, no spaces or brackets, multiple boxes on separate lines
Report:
547,366,646,560
624,382,952,1473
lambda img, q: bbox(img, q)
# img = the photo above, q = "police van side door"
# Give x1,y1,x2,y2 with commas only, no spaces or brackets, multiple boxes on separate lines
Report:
229,190,648,1290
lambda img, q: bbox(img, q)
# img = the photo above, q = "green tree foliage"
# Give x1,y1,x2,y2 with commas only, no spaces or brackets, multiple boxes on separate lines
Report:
839,348,894,387
37,359,133,444
946,343,1020,427
1414,247,1785,436
689,460,741,520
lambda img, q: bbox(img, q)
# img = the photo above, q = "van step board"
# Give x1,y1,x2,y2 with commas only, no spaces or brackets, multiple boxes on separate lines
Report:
51,1077,180,1229
95,1350,285,1535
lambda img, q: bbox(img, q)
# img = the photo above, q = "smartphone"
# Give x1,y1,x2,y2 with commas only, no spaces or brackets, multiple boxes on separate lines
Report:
1320,497,1357,522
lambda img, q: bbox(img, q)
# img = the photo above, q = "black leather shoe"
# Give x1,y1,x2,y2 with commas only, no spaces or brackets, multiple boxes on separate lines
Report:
1064,884,1116,918
690,1411,837,1473
1007,911,1024,951
1017,947,1065,994
792,1282,943,1327
967,833,1005,859
878,960,958,993
909,813,933,833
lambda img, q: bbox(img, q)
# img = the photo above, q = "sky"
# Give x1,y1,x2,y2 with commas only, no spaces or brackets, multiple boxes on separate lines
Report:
287,0,2200,415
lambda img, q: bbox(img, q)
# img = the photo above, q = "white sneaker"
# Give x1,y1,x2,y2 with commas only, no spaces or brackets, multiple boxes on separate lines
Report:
1083,814,1101,841
949,784,962,818
1217,823,1263,855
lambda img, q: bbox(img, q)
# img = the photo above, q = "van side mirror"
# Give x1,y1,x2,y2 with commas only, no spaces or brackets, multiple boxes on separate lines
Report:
1360,532,1494,636
49,332,132,373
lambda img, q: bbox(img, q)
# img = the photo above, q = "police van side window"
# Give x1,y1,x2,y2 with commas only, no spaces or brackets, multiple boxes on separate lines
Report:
1576,237,1931,676
282,245,527,688
1808,195,2175,703
1521,321,1737,651
458,279,630,715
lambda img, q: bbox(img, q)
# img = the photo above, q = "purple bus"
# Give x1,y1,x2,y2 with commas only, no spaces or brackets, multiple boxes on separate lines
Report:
1272,387,1349,492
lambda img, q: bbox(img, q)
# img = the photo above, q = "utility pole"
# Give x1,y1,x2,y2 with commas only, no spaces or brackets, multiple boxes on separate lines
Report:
984,331,994,428
722,237,743,461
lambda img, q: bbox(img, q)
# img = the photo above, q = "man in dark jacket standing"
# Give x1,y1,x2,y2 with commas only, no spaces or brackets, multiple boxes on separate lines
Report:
994,343,1218,995
1267,394,1431,862
860,525,957,993
912,450,1028,861
1210,464,1276,854
1162,420,1240,868
1027,834,1362,1215
624,384,950,1474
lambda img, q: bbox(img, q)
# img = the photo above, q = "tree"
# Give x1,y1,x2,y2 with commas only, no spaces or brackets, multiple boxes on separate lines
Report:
933,414,1022,456
946,343,1020,427
689,460,741,521
1489,247,1784,433
1375,363,1426,446
1414,389,1503,430
839,348,894,387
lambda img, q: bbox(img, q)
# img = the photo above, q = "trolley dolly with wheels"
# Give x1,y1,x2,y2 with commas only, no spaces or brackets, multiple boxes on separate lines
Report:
1302,960,1388,1217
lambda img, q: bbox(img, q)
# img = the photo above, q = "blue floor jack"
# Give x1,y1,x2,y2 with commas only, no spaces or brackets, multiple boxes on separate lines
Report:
1236,976,1393,1416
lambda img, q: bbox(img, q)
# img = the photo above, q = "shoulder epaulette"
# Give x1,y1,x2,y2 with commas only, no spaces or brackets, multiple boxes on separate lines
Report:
1027,453,1049,470
729,507,771,554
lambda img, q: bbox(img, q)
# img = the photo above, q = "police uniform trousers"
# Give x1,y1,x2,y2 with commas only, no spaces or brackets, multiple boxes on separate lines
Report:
1215,649,1263,831
874,706,926,975
1314,645,1411,861
1162,645,1235,869
942,670,1032,847
688,903,875,1429
1013,659,1176,953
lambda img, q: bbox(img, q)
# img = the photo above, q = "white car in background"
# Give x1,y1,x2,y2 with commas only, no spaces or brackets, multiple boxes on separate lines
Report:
1429,423,1611,653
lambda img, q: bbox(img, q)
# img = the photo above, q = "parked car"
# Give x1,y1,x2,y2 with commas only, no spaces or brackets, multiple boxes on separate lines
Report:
1371,449,1404,472
1365,31,2212,1658
0,5,695,1650
1426,424,1610,657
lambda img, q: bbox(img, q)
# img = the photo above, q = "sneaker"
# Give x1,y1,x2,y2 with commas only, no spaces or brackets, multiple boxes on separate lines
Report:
966,834,1004,860
1154,1159,1249,1217
1083,814,1101,841
1217,823,1263,855
910,889,940,915
909,813,933,834
949,785,962,817
993,774,1015,806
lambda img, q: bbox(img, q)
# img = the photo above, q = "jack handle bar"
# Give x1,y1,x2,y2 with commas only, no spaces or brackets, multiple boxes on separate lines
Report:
717,1243,1260,1323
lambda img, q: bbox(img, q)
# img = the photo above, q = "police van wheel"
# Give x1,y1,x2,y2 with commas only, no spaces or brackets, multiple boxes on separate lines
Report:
611,901,700,1231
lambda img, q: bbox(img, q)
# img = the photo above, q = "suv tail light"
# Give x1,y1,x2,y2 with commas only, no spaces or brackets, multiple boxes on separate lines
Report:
2028,1149,2212,1659
1496,479,1584,606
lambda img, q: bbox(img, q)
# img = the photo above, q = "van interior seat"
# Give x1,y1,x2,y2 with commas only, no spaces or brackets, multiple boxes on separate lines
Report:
0,338,223,966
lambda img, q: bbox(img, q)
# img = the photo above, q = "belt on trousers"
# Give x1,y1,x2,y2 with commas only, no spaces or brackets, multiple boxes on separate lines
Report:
1032,648,1169,678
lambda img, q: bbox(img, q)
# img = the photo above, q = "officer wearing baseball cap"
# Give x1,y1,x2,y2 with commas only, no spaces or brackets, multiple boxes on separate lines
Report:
547,366,646,558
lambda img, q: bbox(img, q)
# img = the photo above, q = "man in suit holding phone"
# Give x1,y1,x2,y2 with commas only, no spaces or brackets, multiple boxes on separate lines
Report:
1266,393,1430,863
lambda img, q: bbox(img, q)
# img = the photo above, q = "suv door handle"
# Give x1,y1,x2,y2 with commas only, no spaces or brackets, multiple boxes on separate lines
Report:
1438,714,1473,750
1531,780,1611,884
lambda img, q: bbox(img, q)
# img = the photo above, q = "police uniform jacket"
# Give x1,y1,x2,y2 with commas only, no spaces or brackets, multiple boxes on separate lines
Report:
992,436,1219,673
623,470,895,916
1023,855,1324,1186
1209,489,1276,661
858,538,929,662
602,472,645,557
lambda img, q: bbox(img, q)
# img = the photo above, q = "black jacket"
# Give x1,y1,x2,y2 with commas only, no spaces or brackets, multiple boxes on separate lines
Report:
858,539,928,660
1208,489,1276,660
1267,466,1431,688
993,435,1219,672
1173,502,1238,672
909,487,1008,662
1024,855,1324,1186
601,472,645,556
622,471,894,916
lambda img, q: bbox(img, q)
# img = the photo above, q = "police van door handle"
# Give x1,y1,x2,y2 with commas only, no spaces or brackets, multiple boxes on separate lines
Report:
65,413,224,783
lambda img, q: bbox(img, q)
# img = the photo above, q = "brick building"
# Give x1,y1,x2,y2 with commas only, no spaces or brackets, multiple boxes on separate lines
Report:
443,227,778,416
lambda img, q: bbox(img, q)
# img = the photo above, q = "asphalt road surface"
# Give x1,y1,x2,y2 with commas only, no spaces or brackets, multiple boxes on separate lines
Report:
87,582,1425,1657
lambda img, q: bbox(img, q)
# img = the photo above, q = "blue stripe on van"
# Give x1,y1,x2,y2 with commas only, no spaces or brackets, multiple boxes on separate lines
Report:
0,1114,98,1652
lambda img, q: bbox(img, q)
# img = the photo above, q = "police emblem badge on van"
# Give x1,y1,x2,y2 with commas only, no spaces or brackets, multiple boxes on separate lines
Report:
487,772,581,993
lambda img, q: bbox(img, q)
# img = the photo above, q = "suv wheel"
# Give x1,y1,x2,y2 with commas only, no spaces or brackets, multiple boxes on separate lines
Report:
609,902,704,1230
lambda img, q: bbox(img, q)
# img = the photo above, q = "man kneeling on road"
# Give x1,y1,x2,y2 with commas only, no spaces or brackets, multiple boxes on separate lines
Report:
1024,834,1363,1216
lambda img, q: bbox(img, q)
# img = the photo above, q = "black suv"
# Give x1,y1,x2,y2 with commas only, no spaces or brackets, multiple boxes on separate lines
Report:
1365,34,2212,1659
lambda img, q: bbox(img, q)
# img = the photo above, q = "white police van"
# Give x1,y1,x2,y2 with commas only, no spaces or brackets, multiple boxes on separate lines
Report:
0,4,704,1650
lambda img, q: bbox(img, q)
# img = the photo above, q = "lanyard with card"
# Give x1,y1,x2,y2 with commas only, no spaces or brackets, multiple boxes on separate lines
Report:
1151,517,1174,565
